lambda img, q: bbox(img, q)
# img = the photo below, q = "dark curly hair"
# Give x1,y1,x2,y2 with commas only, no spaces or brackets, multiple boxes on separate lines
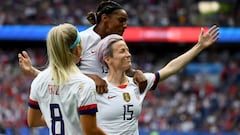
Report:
86,0,123,25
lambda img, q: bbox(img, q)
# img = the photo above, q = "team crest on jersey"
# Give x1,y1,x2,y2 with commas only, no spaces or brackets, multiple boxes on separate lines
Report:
123,92,131,102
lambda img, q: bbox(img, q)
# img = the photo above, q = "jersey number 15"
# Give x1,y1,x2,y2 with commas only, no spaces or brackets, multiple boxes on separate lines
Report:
123,104,133,120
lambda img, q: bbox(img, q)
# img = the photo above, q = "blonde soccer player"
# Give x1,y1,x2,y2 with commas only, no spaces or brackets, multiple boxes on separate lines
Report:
27,23,106,135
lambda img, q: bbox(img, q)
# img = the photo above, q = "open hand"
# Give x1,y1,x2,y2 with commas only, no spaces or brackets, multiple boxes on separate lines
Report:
198,25,220,48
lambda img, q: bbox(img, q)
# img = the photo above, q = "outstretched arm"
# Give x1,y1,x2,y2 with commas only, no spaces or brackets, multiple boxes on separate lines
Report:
158,25,219,81
18,51,40,77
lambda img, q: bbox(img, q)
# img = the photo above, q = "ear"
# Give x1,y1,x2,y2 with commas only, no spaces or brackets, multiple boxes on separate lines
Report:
72,45,82,58
103,56,110,65
101,14,109,22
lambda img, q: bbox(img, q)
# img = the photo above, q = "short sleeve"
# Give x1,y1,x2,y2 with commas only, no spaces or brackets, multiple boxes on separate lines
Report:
144,73,156,92
28,78,40,109
77,80,98,115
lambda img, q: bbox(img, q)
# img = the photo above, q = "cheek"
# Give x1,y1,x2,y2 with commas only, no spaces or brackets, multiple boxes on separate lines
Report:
109,22,121,29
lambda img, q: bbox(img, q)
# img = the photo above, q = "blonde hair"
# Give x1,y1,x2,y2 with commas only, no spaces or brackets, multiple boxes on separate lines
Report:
46,23,81,85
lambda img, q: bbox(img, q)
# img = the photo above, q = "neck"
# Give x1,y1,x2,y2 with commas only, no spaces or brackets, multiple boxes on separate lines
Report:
107,71,128,86
94,24,107,39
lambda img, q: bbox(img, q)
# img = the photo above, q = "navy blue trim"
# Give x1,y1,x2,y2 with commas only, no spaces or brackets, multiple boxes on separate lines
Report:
79,108,98,115
150,72,160,90
28,102,40,109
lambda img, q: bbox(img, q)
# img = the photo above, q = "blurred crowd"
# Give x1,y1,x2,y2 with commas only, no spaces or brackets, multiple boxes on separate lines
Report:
0,0,239,26
0,46,240,134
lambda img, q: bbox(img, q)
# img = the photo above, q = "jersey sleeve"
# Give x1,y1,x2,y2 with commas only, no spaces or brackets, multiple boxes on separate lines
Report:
142,72,160,93
28,78,40,109
150,71,160,90
77,80,98,115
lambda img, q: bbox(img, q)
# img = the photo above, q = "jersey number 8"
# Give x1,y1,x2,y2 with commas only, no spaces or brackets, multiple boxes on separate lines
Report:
50,104,65,135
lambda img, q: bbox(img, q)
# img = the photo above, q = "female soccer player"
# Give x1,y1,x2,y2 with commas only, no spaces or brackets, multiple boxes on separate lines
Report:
27,23,106,135
95,25,219,135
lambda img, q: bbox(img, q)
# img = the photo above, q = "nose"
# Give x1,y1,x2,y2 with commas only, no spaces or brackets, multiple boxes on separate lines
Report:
126,51,131,57
123,22,127,29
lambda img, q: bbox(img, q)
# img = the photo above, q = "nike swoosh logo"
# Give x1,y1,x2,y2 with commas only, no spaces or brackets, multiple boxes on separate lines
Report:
108,95,117,99
91,50,96,54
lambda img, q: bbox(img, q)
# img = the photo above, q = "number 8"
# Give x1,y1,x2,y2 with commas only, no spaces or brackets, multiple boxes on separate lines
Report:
50,104,65,135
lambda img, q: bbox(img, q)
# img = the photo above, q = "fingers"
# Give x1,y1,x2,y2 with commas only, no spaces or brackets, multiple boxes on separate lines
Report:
138,80,147,94
211,31,220,41
18,53,23,61
200,27,204,37
22,51,30,59
18,51,28,61
208,25,218,35
208,25,220,40
96,84,108,94
93,76,108,94
18,53,25,65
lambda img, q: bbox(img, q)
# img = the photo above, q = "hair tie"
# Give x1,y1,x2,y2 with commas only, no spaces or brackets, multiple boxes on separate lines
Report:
94,12,98,24
69,32,81,50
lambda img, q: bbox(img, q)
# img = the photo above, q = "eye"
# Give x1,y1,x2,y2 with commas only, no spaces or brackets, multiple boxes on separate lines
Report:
117,48,124,53
119,18,126,23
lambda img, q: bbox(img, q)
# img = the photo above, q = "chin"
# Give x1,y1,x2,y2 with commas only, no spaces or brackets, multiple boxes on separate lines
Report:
127,64,131,69
123,65,131,71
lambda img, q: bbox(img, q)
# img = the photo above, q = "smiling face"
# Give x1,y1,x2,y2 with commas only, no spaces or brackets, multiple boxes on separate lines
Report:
104,40,131,72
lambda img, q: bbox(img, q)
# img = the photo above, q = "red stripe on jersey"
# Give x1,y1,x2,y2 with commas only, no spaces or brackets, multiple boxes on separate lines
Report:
118,84,127,89
78,104,97,111
29,99,39,105
28,98,40,109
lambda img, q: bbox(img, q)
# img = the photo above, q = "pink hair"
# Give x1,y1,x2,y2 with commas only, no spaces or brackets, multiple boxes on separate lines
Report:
97,34,124,67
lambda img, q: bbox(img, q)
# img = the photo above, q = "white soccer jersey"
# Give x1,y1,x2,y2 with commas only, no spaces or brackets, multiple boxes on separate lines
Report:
96,73,158,135
79,25,108,78
28,68,98,135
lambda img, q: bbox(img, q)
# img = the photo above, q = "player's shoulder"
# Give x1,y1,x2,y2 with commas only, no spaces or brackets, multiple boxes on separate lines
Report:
79,25,94,36
31,68,51,88
32,69,50,83
72,72,95,85
72,73,96,93
79,25,100,41
143,72,156,82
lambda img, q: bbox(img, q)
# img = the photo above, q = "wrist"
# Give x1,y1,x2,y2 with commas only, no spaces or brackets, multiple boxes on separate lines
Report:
195,43,206,51
86,74,98,81
31,67,39,77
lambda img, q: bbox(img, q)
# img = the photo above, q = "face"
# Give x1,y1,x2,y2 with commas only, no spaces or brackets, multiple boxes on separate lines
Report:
105,9,128,36
105,40,131,72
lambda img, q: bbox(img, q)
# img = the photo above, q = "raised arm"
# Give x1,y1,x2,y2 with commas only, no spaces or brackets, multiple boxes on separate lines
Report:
158,25,219,81
18,51,40,77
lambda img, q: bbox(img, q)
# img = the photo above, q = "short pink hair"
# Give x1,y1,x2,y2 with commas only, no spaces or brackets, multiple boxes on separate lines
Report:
97,34,124,68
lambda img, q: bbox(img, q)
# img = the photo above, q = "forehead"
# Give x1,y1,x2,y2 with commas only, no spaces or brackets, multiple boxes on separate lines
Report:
111,9,128,18
112,40,128,50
